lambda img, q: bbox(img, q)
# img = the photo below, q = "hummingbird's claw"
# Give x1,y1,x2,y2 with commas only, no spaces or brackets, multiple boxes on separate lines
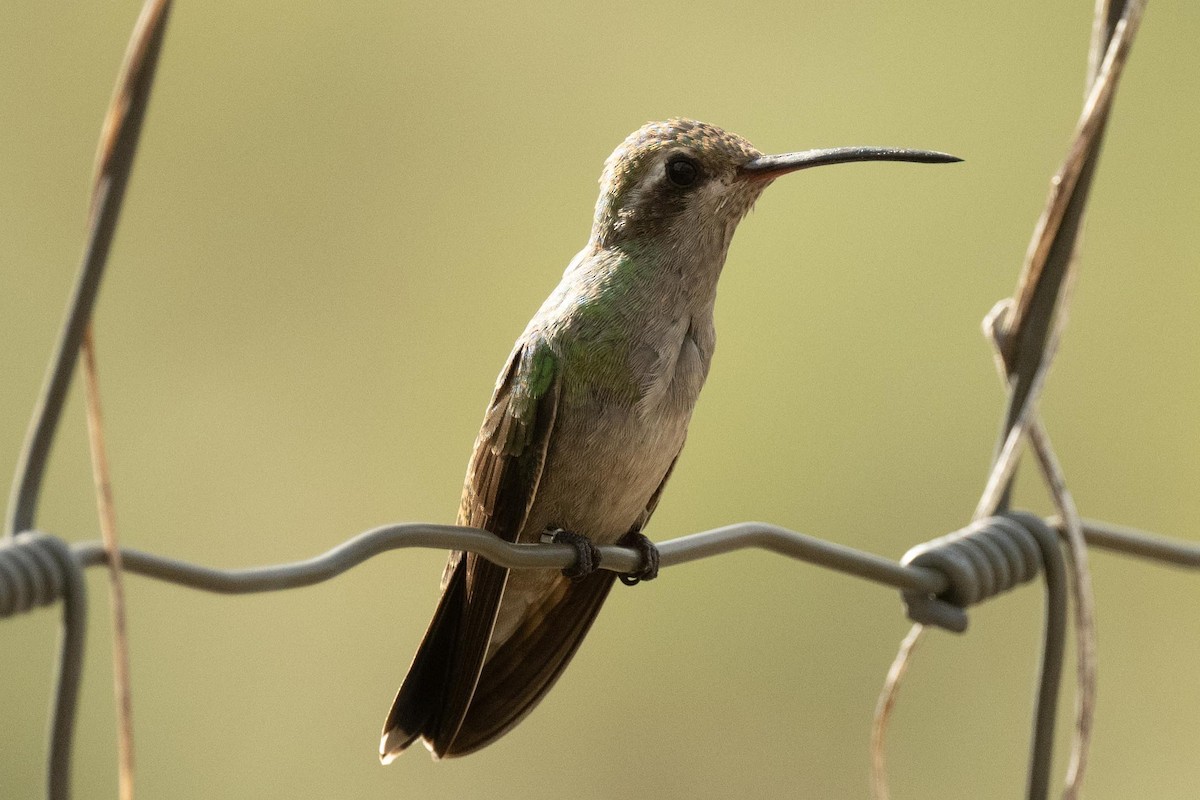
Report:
618,531,659,586
545,528,601,580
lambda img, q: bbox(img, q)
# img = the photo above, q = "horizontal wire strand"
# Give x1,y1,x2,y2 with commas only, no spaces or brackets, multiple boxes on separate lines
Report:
69,521,949,596
0,516,1177,609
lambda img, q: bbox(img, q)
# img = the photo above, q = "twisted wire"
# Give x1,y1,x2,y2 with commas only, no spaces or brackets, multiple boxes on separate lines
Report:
1,533,88,800
898,512,1066,800
901,513,1056,633
0,533,70,617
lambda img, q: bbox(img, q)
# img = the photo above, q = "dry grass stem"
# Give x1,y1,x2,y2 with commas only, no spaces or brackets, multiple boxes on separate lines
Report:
869,624,924,800
81,326,135,800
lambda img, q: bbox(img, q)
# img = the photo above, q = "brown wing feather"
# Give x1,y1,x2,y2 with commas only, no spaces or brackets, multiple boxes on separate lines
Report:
381,341,560,760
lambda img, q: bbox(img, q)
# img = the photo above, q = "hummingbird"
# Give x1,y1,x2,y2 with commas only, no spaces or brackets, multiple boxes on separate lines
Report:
380,118,958,761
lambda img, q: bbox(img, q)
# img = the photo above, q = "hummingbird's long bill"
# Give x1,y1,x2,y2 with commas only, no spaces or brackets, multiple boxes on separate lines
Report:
740,147,961,181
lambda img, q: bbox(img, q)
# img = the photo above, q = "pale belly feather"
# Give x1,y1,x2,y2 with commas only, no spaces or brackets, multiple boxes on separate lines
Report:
487,386,692,651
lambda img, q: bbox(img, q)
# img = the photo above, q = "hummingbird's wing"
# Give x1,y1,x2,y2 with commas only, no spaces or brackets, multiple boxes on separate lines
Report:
381,340,562,760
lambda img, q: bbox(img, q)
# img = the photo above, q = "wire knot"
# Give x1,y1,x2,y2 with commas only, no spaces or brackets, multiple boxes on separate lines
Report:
0,532,79,618
900,512,1058,632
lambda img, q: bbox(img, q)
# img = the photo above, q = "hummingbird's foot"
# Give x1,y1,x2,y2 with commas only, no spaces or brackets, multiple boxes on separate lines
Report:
617,531,659,586
543,528,601,581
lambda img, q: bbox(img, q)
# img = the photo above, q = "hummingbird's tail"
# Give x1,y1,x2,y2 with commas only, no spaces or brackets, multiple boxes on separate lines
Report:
380,558,617,760
380,553,508,762
433,569,616,757
378,574,460,761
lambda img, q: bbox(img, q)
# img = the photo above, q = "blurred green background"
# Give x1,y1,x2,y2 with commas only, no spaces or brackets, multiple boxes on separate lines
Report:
2,2,1198,798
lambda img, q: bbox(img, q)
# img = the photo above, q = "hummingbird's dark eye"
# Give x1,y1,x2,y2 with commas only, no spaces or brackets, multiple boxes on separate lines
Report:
665,156,700,188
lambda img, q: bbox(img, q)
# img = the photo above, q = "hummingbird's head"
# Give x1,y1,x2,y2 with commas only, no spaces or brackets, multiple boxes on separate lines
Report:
590,118,960,253
592,118,767,251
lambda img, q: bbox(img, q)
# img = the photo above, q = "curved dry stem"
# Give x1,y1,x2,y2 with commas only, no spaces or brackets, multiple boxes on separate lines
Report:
1029,423,1095,800
870,624,925,800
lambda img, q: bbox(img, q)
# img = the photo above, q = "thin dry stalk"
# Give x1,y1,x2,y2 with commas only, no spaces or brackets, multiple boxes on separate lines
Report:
1028,423,1093,799
81,326,135,800
869,624,924,800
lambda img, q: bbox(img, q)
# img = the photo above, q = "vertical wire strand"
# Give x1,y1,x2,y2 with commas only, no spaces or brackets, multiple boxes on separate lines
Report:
42,535,88,800
3,0,174,540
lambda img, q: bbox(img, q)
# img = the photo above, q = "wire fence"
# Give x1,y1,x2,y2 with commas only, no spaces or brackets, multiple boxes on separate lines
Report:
3,0,1190,799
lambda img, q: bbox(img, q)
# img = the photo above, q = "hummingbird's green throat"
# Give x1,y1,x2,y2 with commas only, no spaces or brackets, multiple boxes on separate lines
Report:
379,118,959,762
